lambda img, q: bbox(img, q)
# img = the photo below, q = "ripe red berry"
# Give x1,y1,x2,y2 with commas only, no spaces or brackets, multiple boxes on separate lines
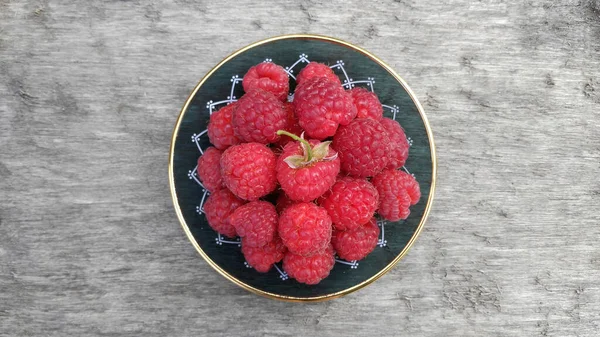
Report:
331,218,379,261
319,177,379,231
197,147,224,192
242,62,289,101
278,203,332,256
207,103,242,150
242,236,287,273
220,143,278,201
371,169,421,221
333,118,391,178
348,87,383,120
380,118,409,169
275,103,303,147
203,188,246,238
228,201,278,248
232,89,287,144
283,244,335,285
293,77,357,140
296,62,341,86
276,133,340,202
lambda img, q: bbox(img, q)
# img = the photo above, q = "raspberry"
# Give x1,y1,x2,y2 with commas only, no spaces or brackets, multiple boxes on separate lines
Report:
293,77,357,140
333,118,391,178
275,103,303,147
197,147,224,192
220,143,278,201
278,202,332,256
331,218,379,261
296,62,341,86
228,201,278,248
319,177,379,231
203,188,246,238
276,135,340,202
233,89,287,144
283,244,335,285
380,118,409,169
348,87,383,120
371,169,421,221
243,62,289,101
275,191,294,214
242,236,287,273
207,103,242,150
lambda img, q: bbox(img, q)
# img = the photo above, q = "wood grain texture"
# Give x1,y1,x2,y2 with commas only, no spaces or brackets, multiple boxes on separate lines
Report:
1,0,599,336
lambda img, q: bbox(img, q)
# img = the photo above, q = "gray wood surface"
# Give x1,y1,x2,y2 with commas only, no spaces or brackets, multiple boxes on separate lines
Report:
1,0,599,336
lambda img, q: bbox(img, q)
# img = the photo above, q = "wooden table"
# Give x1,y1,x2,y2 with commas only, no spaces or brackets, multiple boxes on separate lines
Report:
1,1,599,336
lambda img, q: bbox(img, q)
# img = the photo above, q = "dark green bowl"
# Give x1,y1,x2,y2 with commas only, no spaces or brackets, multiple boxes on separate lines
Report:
169,34,436,302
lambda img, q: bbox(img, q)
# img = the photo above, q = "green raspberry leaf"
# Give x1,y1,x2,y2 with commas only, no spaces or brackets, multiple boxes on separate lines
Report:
283,155,306,169
312,141,333,160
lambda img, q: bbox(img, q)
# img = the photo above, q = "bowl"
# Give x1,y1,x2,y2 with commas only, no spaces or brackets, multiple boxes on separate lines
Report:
169,34,436,302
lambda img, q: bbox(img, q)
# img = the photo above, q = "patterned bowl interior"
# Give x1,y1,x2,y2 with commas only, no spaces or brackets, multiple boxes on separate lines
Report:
170,36,434,300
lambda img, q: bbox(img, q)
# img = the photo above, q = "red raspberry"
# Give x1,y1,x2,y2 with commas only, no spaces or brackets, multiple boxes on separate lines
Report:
319,177,379,231
275,103,303,147
296,62,341,86
331,218,379,261
242,62,289,101
233,89,287,144
276,135,340,202
220,143,277,201
275,191,294,214
197,147,224,192
283,244,335,285
371,169,421,221
348,87,383,120
228,201,278,248
203,188,246,238
278,202,332,256
293,77,357,140
380,118,409,169
333,118,390,178
207,103,242,150
242,236,286,273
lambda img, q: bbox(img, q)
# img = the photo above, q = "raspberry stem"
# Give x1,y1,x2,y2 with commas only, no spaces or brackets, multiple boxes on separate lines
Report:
276,130,313,161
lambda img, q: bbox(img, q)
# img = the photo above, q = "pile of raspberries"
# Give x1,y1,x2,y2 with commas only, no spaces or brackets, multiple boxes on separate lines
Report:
197,61,420,285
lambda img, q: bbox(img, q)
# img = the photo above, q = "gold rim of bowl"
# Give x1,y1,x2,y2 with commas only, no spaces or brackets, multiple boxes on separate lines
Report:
168,34,437,302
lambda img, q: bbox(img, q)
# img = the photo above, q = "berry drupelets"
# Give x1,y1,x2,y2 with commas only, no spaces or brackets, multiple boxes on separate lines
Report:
220,142,277,201
242,62,289,101
276,130,340,202
283,244,335,285
372,169,421,221
275,103,303,147
319,177,379,231
296,62,341,86
228,201,278,248
333,118,391,178
232,89,287,144
348,87,383,120
197,147,224,193
207,103,242,150
278,202,332,257
331,218,380,261
293,77,356,140
203,189,246,238
242,236,287,273
380,117,409,169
